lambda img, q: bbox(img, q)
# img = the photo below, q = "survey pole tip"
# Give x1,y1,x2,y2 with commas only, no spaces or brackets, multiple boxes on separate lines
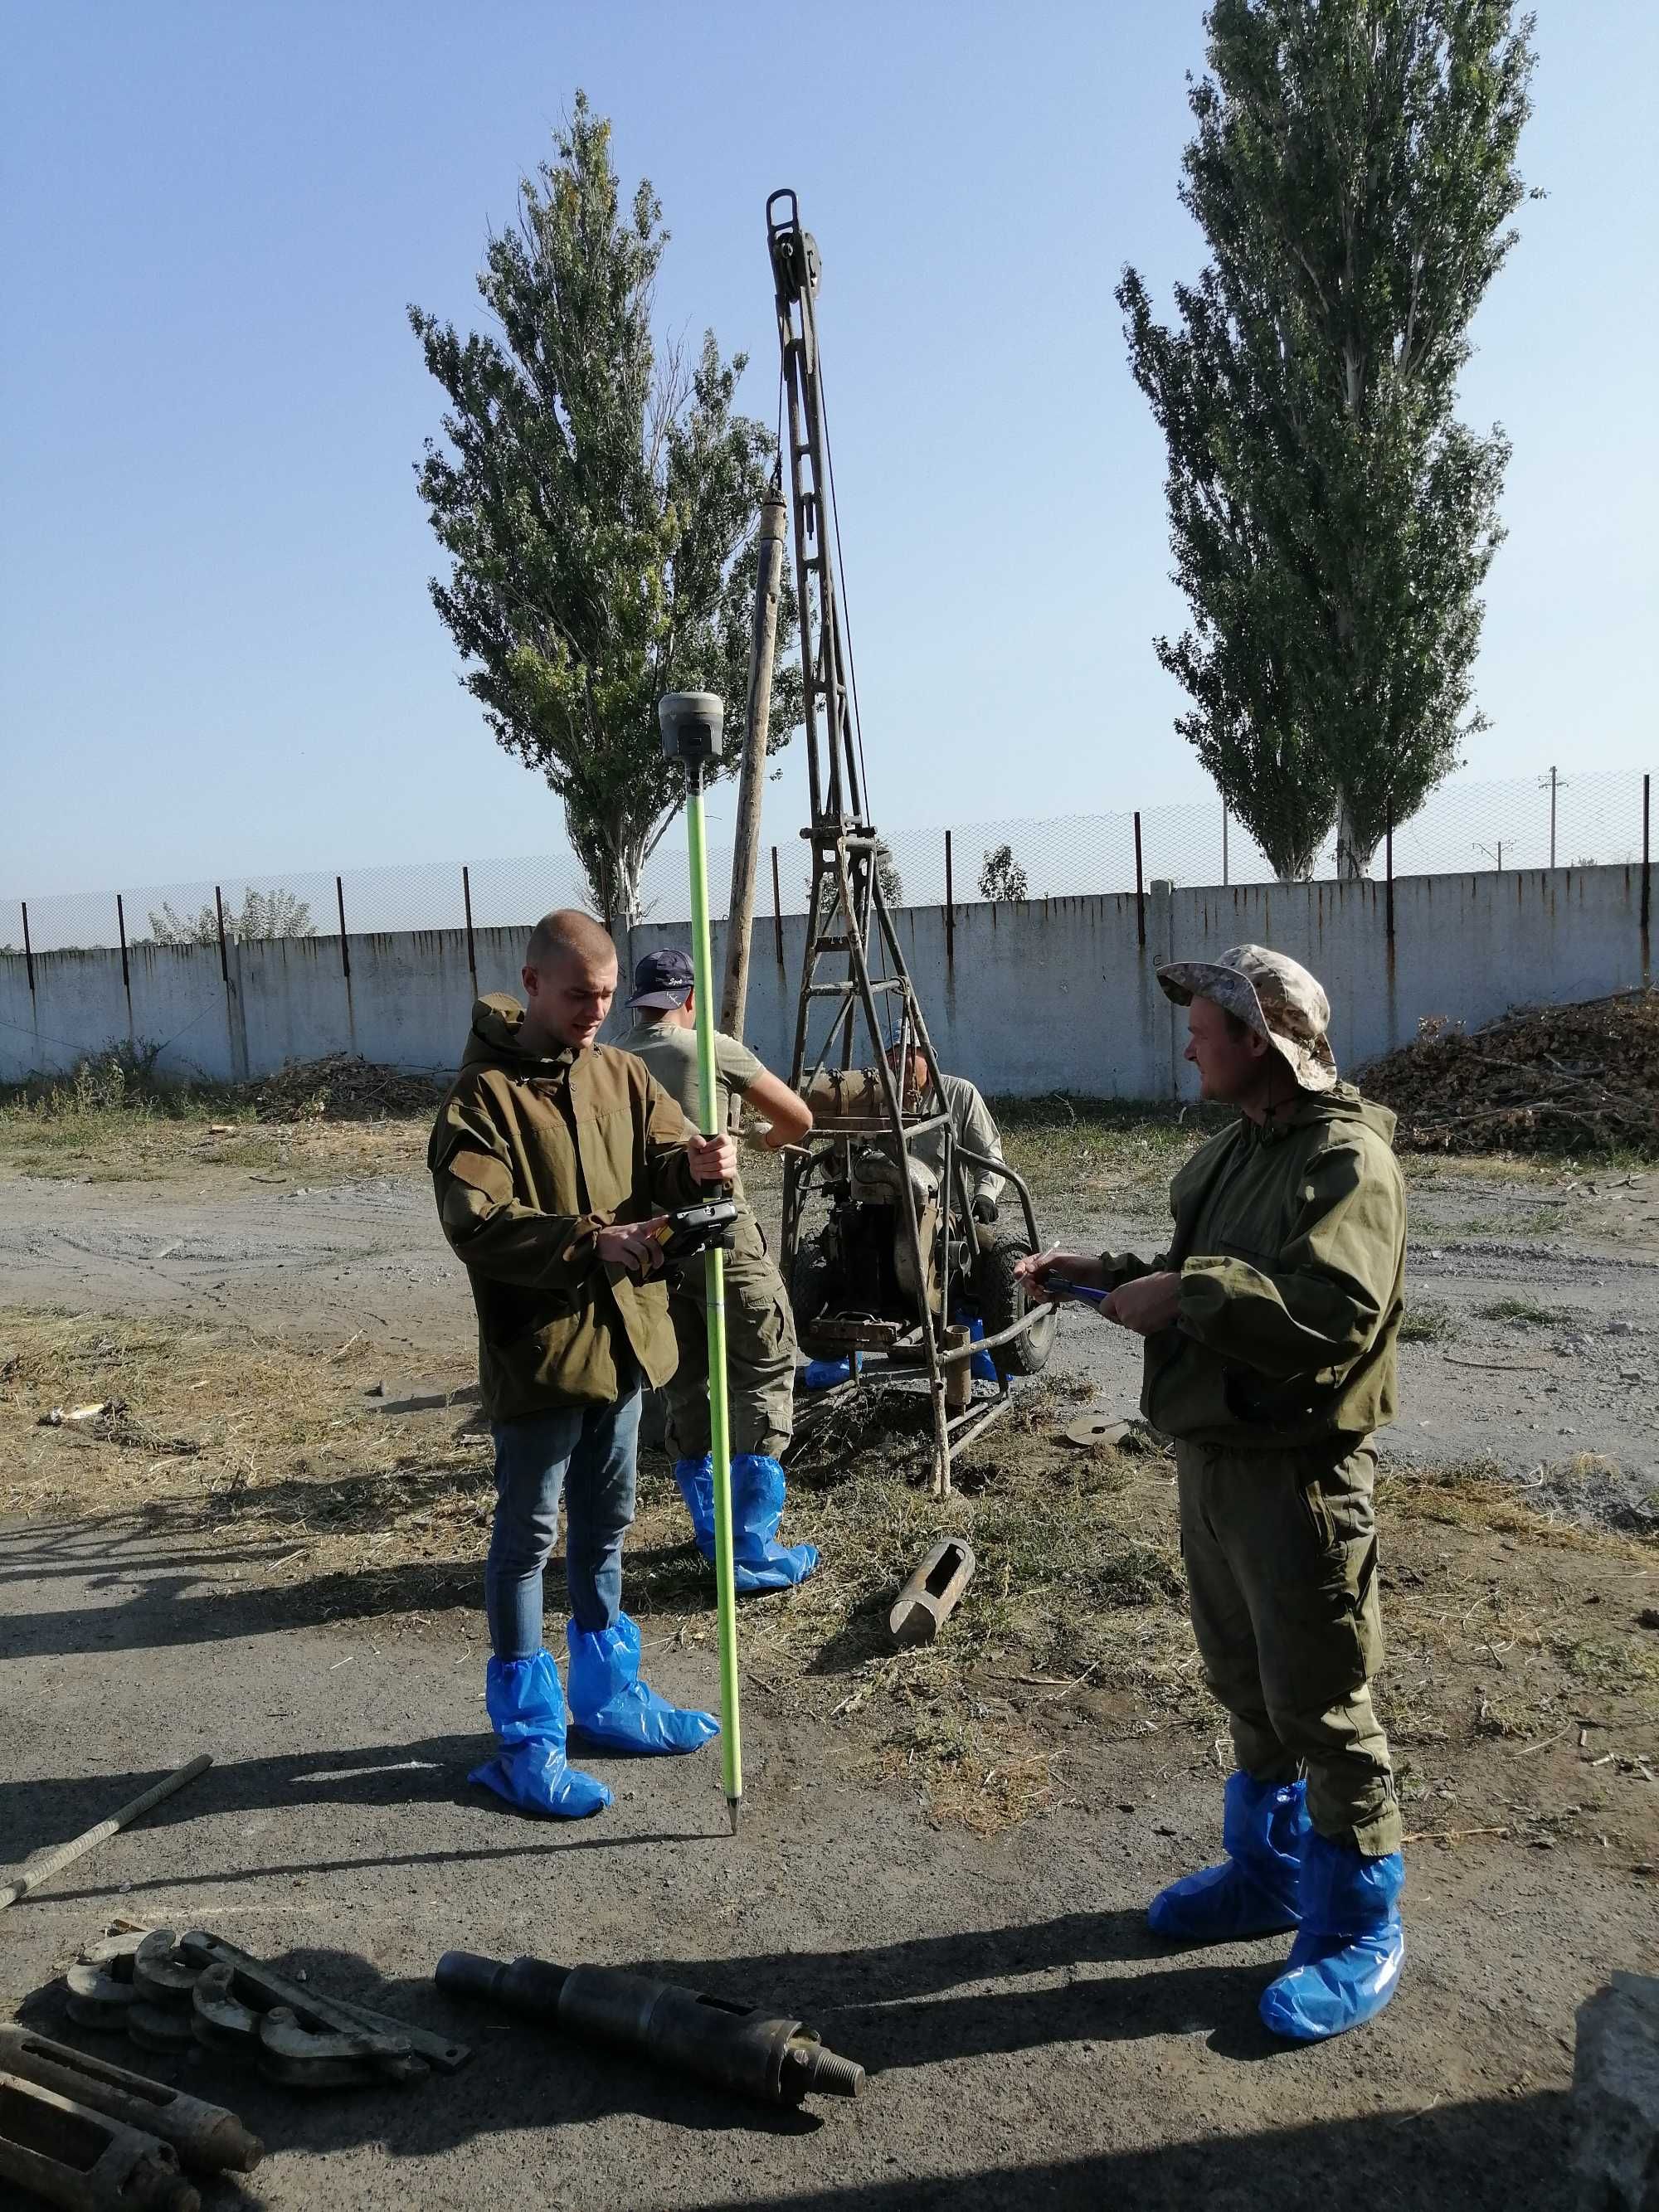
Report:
727,1795,742,1835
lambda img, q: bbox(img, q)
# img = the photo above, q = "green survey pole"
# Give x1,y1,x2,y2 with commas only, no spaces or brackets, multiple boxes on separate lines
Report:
659,693,742,1833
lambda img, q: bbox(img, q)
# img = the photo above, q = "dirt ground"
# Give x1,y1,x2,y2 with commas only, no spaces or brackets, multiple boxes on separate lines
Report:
2,1108,1657,2208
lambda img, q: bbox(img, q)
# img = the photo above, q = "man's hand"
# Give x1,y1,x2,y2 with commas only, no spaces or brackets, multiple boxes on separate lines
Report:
688,1133,737,1186
596,1218,669,1278
1105,1270,1183,1334
971,1194,999,1226
1013,1247,1105,1303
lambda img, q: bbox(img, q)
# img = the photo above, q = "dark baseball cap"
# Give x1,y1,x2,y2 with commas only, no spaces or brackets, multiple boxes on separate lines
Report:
627,946,695,1010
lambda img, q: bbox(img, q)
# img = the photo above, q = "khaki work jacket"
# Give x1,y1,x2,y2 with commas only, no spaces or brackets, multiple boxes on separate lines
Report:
1102,1084,1405,1450
429,994,700,1422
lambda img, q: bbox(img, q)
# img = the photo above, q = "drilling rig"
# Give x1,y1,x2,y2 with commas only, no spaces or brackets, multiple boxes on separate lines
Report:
766,190,1056,1497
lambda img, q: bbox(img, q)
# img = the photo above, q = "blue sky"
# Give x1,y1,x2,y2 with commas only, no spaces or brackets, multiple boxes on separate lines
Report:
3,0,1654,904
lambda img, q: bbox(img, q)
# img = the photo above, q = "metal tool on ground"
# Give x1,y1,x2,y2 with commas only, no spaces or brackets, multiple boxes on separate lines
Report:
178,1931,471,2078
0,2025,263,2175
765,192,1053,1496
0,1754,212,1912
1062,1412,1135,1450
659,688,744,1836
435,1951,865,2108
888,1537,976,1646
0,2068,199,2212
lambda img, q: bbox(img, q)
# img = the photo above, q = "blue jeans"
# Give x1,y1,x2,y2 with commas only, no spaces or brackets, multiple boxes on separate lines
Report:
484,1373,641,1658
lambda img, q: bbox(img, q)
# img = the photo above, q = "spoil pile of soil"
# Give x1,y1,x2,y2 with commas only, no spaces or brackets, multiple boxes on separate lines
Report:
1362,989,1659,1156
249,1054,447,1123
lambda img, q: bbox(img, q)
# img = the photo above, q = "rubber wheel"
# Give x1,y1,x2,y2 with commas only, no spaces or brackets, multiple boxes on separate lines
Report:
789,1237,834,1341
976,1231,1057,1377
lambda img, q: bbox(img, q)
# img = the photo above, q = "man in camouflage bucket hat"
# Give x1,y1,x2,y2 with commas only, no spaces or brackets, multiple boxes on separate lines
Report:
1017,943,1407,2044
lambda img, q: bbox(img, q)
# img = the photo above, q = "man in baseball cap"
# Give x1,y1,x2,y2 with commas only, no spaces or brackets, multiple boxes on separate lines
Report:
1018,944,1407,2043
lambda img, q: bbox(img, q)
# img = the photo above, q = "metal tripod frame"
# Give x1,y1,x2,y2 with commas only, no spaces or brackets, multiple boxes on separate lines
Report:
766,190,1047,1496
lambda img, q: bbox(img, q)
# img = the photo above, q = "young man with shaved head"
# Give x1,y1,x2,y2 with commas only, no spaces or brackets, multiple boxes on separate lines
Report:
429,908,735,1818
1019,946,1408,2044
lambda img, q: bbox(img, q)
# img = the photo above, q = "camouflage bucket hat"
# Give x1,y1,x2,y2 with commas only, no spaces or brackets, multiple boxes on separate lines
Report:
1156,943,1338,1093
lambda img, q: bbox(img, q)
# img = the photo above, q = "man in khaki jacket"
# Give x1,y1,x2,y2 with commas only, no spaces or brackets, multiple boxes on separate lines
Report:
1019,945,1407,2043
429,908,734,1819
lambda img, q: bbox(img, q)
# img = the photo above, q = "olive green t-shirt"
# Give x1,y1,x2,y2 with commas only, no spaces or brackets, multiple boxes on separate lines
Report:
619,1018,765,1201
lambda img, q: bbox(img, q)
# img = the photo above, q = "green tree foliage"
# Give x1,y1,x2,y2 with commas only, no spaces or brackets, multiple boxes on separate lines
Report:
410,95,800,923
976,843,1029,902
146,889,317,946
1118,1,1536,878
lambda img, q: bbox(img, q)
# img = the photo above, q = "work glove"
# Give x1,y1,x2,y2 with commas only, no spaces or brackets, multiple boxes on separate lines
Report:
971,1194,999,1225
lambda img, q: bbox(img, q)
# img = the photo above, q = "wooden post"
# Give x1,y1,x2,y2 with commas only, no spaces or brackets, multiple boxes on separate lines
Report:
1385,811,1395,943
116,895,129,990
21,901,35,996
944,829,955,965
213,887,229,981
722,489,787,1036
335,875,350,979
1133,812,1146,949
462,865,477,989
770,845,784,968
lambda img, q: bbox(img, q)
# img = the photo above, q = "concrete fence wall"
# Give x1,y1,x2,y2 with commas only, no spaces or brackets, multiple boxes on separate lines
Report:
2,864,1651,1099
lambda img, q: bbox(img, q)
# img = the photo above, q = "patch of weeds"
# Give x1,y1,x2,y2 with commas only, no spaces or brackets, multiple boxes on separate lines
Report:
1399,1302,1457,1344
1477,1296,1567,1327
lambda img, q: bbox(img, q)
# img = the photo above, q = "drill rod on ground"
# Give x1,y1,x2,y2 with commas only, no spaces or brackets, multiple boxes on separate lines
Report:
0,1754,212,1911
435,1951,864,2106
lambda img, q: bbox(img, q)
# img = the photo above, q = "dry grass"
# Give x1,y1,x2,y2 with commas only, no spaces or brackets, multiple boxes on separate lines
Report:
6,1305,1655,1843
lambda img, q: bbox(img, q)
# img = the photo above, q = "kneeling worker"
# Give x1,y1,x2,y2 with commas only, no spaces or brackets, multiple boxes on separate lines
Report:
885,1042,1005,1224
430,910,731,1820
621,947,820,1592
1017,946,1407,2042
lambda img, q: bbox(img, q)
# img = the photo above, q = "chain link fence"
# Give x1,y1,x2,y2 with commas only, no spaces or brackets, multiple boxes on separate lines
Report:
4,766,1650,955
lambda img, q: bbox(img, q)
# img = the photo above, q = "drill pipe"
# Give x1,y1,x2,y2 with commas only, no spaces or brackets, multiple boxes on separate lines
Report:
435,1951,864,2107
0,2069,199,2212
0,2025,261,2173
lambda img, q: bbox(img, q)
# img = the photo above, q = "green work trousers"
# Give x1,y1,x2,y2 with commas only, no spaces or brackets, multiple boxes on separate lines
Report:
664,1211,796,1462
1175,1436,1401,1857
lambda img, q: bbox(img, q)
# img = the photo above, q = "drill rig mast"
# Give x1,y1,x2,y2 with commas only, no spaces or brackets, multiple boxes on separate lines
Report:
766,190,1053,1496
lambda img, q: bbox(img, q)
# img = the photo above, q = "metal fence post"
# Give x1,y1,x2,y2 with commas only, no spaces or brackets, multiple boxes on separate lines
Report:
1385,812,1394,943
1642,773,1652,935
1133,812,1146,949
214,887,229,981
21,901,35,997
335,875,350,979
770,846,785,968
462,865,477,989
1222,805,1229,887
116,895,129,990
944,829,955,965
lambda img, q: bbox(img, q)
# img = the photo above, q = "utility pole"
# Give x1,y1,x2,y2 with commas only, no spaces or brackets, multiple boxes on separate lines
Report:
1539,765,1569,868
720,484,787,1048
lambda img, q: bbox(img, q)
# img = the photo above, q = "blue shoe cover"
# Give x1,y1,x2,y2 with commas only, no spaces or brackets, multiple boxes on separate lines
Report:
732,1454,819,1592
673,1454,717,1555
674,1454,818,1591
1147,1772,1308,1942
1259,1838,1404,2042
566,1613,718,1755
469,1650,612,1819
951,1308,999,1384
801,1354,862,1390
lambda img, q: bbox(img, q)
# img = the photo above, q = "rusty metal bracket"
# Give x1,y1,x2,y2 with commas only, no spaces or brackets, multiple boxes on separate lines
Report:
257,2006,425,2090
889,1538,975,1646
0,2025,262,2176
190,1965,262,2060
125,2005,197,2059
132,1931,199,2010
0,2067,199,2212
66,1964,139,2032
178,1932,467,2076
